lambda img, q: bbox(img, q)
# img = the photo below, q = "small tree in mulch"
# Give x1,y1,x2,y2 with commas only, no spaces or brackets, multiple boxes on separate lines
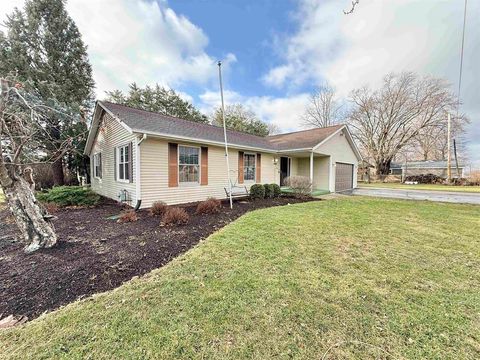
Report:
196,198,222,215
150,201,168,216
162,207,189,226
118,210,138,223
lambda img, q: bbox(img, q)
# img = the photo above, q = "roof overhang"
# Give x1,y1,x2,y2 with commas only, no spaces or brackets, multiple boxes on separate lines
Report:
84,101,134,155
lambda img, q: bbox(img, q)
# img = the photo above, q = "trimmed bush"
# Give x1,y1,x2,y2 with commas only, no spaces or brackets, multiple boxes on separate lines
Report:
196,197,222,215
264,184,274,198
271,183,281,198
162,207,189,226
284,176,312,198
36,186,100,207
150,201,168,216
249,184,265,199
118,210,138,223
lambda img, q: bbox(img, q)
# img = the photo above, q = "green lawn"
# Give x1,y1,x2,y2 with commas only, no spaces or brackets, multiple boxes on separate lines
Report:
1,198,479,359
359,182,480,193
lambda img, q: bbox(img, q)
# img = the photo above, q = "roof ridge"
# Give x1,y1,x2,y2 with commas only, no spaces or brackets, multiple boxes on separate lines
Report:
267,124,344,138
100,100,273,140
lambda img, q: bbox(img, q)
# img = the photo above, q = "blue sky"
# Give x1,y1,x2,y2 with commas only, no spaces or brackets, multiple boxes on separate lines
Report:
1,0,479,168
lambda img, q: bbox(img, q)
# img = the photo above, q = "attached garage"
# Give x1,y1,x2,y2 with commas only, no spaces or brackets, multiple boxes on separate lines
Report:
335,162,354,192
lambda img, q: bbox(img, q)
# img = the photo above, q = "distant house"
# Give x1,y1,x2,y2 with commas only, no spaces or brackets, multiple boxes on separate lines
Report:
84,101,362,208
390,160,464,178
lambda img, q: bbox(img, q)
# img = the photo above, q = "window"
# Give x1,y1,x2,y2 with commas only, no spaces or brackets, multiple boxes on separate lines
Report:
244,153,256,181
93,153,102,179
179,145,199,183
117,144,130,182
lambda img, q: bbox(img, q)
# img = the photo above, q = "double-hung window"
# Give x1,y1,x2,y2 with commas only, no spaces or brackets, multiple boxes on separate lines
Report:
93,153,102,179
244,153,256,182
117,144,130,182
179,145,199,184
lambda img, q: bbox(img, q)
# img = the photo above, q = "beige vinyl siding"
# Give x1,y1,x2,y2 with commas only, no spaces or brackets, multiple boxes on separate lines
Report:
140,138,278,208
314,129,359,190
90,113,137,205
290,156,330,190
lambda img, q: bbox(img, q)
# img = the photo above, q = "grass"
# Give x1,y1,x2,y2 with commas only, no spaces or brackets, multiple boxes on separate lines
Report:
1,198,479,359
359,182,480,193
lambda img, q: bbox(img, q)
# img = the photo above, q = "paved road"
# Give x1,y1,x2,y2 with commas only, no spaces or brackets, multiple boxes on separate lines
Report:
353,187,480,205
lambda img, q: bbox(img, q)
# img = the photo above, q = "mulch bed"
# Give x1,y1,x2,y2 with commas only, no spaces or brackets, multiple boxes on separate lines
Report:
0,196,315,322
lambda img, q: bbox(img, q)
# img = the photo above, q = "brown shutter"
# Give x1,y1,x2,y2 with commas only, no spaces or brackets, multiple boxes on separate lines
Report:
201,146,208,185
168,143,178,187
256,153,261,183
128,142,133,183
238,151,244,184
113,148,117,181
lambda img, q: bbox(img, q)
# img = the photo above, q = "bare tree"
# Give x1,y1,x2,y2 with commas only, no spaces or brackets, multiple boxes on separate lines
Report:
348,72,460,176
344,0,360,15
303,83,344,128
0,77,81,252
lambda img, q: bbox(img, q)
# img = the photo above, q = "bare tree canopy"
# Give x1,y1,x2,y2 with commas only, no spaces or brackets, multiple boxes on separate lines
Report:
302,83,344,128
344,0,360,15
0,77,80,252
348,72,464,175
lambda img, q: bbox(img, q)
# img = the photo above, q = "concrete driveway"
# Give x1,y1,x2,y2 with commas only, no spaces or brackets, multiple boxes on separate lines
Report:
352,187,480,205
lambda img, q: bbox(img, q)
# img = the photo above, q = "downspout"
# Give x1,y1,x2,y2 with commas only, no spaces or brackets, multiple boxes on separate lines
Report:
134,134,147,211
310,151,314,192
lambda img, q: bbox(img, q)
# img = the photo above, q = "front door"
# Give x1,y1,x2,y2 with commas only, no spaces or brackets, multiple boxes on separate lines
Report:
280,157,291,186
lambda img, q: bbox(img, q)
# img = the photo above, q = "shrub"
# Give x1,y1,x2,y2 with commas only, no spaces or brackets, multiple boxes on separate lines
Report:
118,210,138,223
249,184,265,199
44,202,59,214
271,183,281,198
150,201,168,216
263,184,274,198
285,176,312,198
467,170,480,185
36,186,100,207
196,197,222,214
162,207,189,226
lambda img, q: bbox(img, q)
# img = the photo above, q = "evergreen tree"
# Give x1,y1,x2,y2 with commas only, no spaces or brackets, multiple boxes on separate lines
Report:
0,0,95,185
211,104,270,137
106,83,208,124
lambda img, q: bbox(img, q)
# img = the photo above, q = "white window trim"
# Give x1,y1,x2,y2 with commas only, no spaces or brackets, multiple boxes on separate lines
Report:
116,144,131,183
243,152,256,183
178,144,201,186
93,152,102,180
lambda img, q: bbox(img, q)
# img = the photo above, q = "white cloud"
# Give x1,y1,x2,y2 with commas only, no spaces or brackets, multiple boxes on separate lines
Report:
0,0,235,97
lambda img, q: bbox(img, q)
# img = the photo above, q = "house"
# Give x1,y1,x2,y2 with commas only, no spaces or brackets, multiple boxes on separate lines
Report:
390,160,464,179
84,101,362,208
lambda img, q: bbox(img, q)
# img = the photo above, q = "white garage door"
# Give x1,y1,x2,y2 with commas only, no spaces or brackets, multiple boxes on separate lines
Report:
335,163,354,192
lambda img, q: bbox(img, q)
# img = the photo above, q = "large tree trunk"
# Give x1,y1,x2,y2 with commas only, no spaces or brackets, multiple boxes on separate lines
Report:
1,168,57,253
51,157,65,186
376,159,392,176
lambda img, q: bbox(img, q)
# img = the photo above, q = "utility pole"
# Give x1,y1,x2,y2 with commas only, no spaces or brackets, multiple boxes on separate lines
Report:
447,112,452,182
218,61,233,209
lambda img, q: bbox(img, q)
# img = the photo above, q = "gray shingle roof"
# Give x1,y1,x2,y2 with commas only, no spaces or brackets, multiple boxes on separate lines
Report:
391,160,464,169
100,101,345,152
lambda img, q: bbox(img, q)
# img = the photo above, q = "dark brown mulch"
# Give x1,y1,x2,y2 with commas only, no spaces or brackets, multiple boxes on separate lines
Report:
0,196,315,321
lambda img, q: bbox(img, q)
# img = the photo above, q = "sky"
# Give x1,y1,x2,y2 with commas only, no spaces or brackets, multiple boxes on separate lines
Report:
1,0,479,168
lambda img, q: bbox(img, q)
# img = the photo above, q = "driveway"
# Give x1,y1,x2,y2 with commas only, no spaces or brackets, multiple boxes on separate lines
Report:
352,187,480,205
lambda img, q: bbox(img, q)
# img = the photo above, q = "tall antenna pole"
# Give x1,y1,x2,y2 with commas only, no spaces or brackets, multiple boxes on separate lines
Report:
218,61,233,209
447,112,452,182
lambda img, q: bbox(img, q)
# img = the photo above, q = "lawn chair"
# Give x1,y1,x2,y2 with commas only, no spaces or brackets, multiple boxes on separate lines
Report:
224,170,249,199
